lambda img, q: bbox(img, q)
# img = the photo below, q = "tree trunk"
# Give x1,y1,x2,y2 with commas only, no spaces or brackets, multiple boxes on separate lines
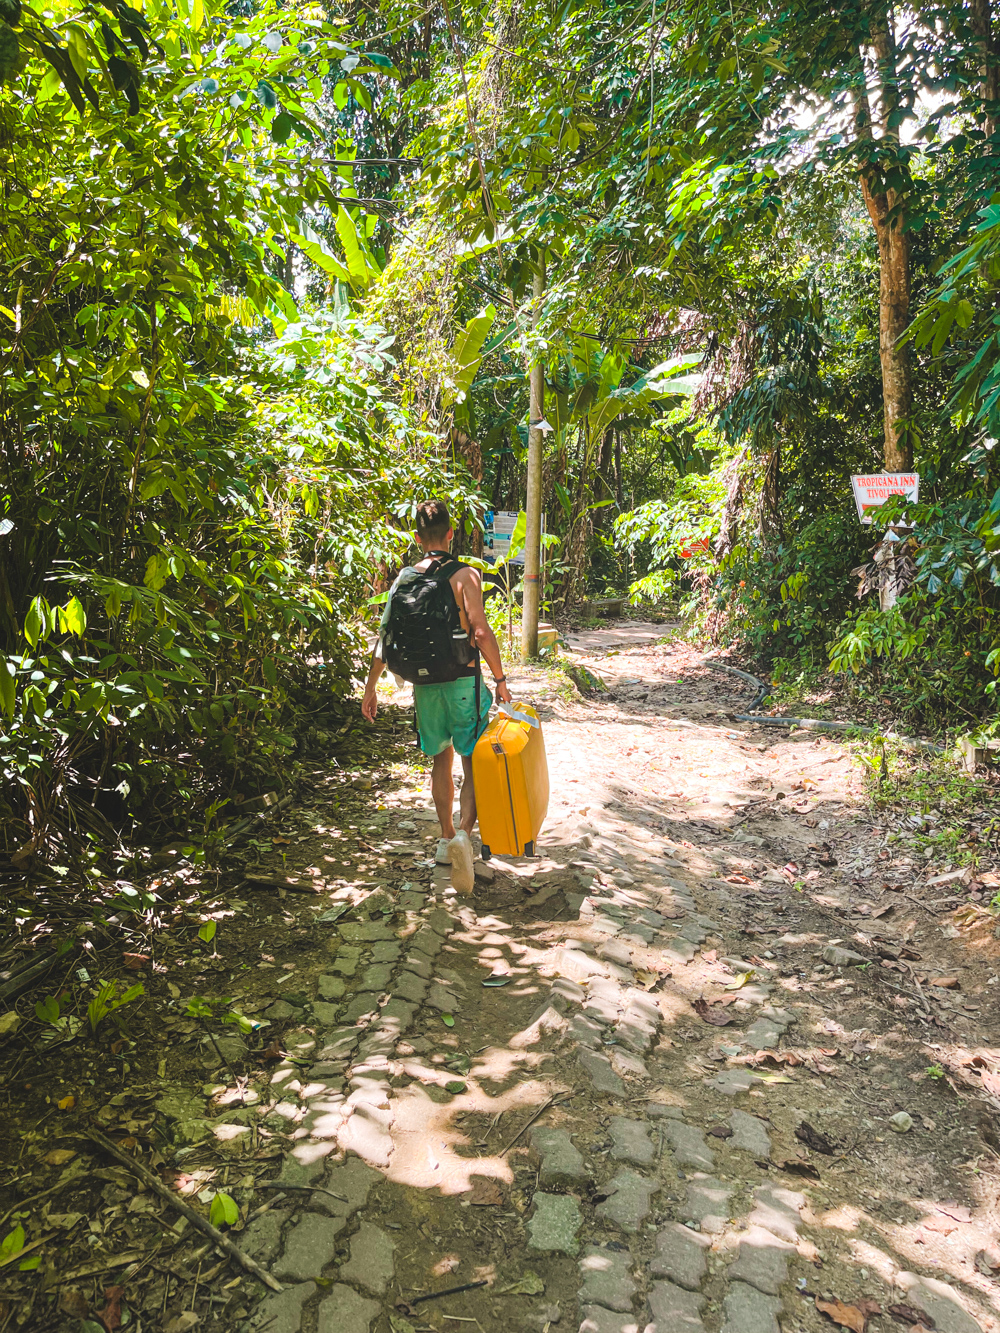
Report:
853,14,913,470
521,256,545,660
971,0,999,143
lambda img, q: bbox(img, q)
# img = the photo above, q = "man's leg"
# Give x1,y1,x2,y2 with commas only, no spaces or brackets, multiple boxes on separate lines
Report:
431,747,456,839
459,754,477,835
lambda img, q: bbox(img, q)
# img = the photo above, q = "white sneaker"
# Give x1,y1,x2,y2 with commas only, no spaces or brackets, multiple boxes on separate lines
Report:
449,831,475,895
435,838,452,865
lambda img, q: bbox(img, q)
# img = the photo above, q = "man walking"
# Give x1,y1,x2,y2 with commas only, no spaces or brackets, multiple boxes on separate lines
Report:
361,500,513,892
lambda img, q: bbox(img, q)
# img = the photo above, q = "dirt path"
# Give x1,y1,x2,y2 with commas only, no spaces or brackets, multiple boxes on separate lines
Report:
12,624,1000,1333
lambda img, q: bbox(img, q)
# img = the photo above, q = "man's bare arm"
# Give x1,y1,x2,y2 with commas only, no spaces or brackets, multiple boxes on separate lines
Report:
361,646,385,721
460,569,512,702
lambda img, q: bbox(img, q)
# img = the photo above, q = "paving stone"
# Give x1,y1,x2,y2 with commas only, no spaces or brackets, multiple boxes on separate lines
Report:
274,1211,345,1280
619,925,656,945
400,891,426,909
527,1192,582,1255
578,1049,626,1097
339,922,397,943
265,1000,296,1020
650,1223,711,1290
360,964,393,992
662,938,697,965
719,1281,782,1333
303,1093,347,1141
330,947,362,977
728,1225,795,1295
342,994,381,1024
616,1010,658,1054
677,921,709,944
394,970,428,1004
426,981,462,1012
318,975,347,1000
317,1030,360,1063
427,906,457,934
744,1019,783,1049
645,1103,685,1120
378,996,417,1030
339,1221,395,1294
647,1279,705,1332
595,1169,658,1233
404,951,434,979
598,939,634,967
748,1184,804,1243
822,945,867,966
584,994,623,1027
609,1118,655,1166
355,1028,396,1059
409,925,445,956
311,1001,341,1026
729,1110,771,1158
680,1175,732,1234
611,1049,649,1081
531,1126,588,1185
338,1108,393,1168
896,1272,985,1333
325,1156,381,1212
241,1206,292,1263
370,941,403,963
248,1280,316,1332
705,1068,763,1095
578,1245,637,1312
663,1120,714,1170
552,976,587,1005
578,1308,645,1333
569,1013,604,1049
316,1282,380,1333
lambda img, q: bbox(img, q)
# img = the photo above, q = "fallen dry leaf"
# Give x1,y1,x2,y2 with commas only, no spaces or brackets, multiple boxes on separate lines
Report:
98,1284,125,1332
692,997,733,1026
930,977,959,989
44,1148,76,1166
815,1296,868,1332
57,1095,75,1111
122,953,149,971
707,1125,733,1139
795,1122,836,1155
164,1314,199,1333
58,1291,89,1318
467,1176,503,1206
887,1305,934,1328
778,1158,821,1180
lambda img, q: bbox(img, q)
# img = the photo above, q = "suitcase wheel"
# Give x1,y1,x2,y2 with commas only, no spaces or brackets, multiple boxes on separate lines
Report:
524,840,534,857
481,845,491,861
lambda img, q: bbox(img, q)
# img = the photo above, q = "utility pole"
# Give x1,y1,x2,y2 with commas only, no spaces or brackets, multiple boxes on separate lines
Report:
521,254,545,662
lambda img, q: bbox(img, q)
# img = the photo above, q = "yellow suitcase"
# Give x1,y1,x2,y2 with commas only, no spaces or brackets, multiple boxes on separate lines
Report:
473,701,549,859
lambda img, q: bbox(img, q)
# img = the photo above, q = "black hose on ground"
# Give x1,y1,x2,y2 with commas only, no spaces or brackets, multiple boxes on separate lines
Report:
706,658,948,755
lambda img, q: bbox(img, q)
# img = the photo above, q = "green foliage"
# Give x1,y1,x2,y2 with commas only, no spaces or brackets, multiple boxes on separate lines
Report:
209,1191,239,1228
86,978,144,1033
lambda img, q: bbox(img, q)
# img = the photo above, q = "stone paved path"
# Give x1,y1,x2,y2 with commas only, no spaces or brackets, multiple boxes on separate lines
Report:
232,638,1000,1333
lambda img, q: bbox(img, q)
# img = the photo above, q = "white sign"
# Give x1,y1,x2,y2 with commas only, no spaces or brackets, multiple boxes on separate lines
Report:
483,510,546,566
851,473,919,524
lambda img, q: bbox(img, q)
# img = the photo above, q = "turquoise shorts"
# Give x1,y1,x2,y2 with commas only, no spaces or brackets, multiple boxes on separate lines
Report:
413,675,492,757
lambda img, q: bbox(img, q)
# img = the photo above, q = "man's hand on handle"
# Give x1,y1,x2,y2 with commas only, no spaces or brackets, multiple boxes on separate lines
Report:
361,686,378,722
495,679,513,705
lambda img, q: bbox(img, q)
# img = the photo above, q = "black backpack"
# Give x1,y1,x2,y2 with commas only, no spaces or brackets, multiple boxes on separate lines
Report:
381,553,479,686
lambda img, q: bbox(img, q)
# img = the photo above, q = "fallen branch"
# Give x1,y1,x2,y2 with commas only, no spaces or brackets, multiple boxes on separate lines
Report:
85,1127,282,1292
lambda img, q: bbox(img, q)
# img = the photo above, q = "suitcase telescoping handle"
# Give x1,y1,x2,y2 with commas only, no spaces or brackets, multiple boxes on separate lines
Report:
498,702,540,728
